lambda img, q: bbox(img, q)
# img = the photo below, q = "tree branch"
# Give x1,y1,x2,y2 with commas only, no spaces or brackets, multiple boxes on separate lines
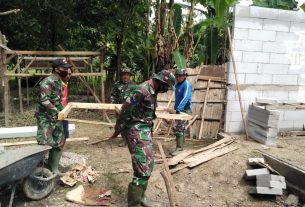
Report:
0,9,21,16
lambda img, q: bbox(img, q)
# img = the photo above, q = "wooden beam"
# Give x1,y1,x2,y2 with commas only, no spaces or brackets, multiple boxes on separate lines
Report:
0,137,89,147
66,118,115,127
198,79,210,139
154,92,175,132
185,114,198,130
5,50,100,56
227,28,249,140
197,75,226,82
58,102,73,120
157,141,178,206
22,56,90,61
4,53,17,64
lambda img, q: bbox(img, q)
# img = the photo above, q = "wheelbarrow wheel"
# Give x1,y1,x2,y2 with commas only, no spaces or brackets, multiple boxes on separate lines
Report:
22,167,55,200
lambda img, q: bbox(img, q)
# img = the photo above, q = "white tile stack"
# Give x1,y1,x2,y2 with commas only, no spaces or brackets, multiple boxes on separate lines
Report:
248,104,280,145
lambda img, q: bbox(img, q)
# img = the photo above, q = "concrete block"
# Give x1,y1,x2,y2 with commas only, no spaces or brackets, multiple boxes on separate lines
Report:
248,29,276,41
233,39,262,52
249,104,279,116
262,42,288,54
256,174,285,183
285,194,299,207
262,64,288,74
263,19,290,32
249,105,280,118
241,91,263,101
250,6,278,19
278,120,294,130
293,121,305,130
276,32,299,42
262,91,289,102
228,72,245,85
248,157,265,166
229,62,261,74
284,110,305,121
226,100,242,112
225,121,243,133
290,22,305,33
248,116,279,128
288,65,305,74
270,53,291,64
243,52,270,63
233,28,249,40
231,111,242,121
225,111,232,123
235,17,263,29
245,74,272,84
255,98,279,105
256,180,286,189
245,168,270,180
248,122,278,137
226,90,237,101
232,50,243,61
278,10,305,23
235,5,250,17
0,146,4,154
288,90,305,102
298,75,305,85
272,74,298,85
249,187,283,195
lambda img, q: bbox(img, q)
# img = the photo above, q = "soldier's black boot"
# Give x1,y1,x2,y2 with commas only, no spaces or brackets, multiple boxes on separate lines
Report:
140,182,162,207
128,183,143,207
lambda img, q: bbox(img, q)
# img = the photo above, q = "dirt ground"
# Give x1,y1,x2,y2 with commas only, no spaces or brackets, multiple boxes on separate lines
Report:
1,109,305,207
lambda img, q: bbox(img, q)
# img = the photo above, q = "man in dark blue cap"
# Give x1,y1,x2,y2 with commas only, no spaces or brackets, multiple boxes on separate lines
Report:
35,58,72,175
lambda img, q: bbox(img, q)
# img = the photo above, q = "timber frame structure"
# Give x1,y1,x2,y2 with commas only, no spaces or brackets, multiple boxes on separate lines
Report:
0,32,108,126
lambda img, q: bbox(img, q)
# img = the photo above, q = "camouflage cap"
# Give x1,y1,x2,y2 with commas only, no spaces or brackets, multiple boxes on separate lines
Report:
121,67,132,75
175,68,187,76
152,70,176,90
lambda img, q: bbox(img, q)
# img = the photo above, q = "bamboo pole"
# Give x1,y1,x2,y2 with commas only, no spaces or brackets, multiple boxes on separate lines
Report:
227,28,249,140
198,79,211,139
17,57,23,113
99,50,106,120
0,33,9,126
5,50,100,56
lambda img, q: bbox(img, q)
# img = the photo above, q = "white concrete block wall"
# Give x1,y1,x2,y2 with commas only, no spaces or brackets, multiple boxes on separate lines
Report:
225,5,305,133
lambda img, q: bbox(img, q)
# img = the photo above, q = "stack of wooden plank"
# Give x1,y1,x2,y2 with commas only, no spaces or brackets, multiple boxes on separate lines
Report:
168,133,238,173
248,104,280,146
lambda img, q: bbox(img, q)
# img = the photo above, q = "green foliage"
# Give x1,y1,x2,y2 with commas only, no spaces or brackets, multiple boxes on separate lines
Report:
252,0,298,10
301,3,305,12
172,49,186,69
173,4,183,36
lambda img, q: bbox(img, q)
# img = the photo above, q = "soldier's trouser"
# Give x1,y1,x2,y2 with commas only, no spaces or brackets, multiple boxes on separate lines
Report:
174,109,191,137
36,114,64,148
122,128,154,187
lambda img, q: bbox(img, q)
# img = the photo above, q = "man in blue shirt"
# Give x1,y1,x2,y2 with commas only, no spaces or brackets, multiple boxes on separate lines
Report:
172,68,192,156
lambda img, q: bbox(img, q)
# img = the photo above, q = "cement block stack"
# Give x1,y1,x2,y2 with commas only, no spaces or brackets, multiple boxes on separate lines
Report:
248,104,280,145
245,168,286,195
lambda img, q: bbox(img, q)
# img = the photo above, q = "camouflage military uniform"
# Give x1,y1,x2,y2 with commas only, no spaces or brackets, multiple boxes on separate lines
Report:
35,74,64,148
115,80,156,186
110,81,137,104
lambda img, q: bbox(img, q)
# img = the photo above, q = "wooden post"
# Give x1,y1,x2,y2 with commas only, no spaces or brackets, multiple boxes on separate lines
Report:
0,32,9,126
198,79,211,139
99,50,106,121
26,77,29,106
227,28,249,140
17,57,23,113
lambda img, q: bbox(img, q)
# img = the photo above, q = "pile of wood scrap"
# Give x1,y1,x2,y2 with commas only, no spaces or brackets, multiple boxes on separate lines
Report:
66,185,112,206
60,161,99,187
168,133,238,173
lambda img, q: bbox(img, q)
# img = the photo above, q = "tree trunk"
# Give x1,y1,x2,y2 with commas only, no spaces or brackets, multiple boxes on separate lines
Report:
116,36,123,81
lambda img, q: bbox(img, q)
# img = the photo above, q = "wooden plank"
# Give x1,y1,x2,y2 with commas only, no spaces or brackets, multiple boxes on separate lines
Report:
0,137,89,147
5,50,100,56
66,118,115,127
197,75,226,82
198,79,211,139
58,102,73,120
5,73,103,77
187,145,238,168
200,66,225,78
22,56,90,61
185,115,198,130
157,141,178,206
160,171,176,207
154,92,175,132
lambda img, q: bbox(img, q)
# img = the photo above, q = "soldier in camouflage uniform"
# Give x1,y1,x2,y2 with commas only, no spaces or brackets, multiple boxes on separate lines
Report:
110,70,175,207
35,58,72,175
111,67,137,147
111,67,136,104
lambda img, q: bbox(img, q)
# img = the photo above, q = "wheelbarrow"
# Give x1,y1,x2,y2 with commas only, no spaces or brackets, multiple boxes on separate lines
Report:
0,145,57,207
